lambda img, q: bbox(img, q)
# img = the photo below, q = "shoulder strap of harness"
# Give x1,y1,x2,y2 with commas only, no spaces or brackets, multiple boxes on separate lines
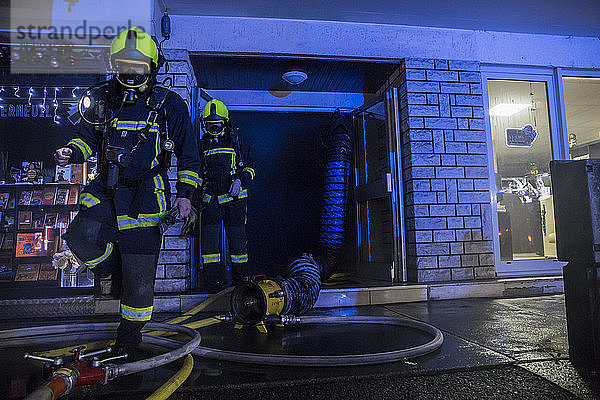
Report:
229,126,245,168
135,85,170,144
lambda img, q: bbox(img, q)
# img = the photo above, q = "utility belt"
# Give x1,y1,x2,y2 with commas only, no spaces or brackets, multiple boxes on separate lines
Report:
202,188,248,205
121,165,166,219
101,162,166,219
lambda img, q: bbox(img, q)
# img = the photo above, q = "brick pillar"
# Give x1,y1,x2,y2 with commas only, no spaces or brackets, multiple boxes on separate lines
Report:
154,48,196,293
398,58,495,283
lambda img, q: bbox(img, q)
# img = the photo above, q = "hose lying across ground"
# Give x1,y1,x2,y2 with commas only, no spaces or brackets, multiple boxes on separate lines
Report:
0,322,201,378
0,287,444,398
0,316,443,368
145,315,444,367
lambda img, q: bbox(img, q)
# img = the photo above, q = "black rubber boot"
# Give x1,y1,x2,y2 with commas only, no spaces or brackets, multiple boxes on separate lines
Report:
114,319,143,361
203,264,225,293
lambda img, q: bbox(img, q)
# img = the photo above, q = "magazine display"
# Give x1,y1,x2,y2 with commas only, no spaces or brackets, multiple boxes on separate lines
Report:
0,159,94,290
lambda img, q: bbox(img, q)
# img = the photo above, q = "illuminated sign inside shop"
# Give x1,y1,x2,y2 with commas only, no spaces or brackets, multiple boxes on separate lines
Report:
506,124,538,147
0,87,80,124
0,103,53,118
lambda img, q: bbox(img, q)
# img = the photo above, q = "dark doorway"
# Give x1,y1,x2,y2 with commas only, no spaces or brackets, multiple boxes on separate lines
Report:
229,111,335,276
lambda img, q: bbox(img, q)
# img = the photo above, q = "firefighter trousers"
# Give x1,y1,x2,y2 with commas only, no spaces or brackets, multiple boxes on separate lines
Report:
201,199,248,291
64,179,166,352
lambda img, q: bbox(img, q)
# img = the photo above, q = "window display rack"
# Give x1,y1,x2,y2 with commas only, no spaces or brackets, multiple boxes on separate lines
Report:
0,183,94,299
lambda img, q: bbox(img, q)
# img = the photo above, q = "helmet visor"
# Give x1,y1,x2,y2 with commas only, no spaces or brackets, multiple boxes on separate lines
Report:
205,120,226,135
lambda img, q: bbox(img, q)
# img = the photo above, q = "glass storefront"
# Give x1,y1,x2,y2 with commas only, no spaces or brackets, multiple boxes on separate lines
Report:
563,77,600,160
487,80,557,261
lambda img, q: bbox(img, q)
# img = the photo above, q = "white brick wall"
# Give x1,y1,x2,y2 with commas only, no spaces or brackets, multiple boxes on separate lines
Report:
153,49,197,293
399,58,495,283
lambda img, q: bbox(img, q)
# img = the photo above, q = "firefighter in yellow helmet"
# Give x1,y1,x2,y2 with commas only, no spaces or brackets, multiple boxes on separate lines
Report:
198,99,256,292
54,27,201,357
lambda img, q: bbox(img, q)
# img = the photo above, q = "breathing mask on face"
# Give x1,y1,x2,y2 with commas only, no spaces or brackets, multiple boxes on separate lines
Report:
114,60,151,96
204,120,226,136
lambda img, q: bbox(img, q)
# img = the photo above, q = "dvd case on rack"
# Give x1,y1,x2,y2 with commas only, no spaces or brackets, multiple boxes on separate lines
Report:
18,211,32,229
14,263,40,281
31,212,45,229
55,165,71,183
9,167,21,184
21,162,43,184
38,263,58,280
15,232,45,257
44,212,57,227
30,189,44,205
41,186,57,205
55,187,70,205
0,193,10,208
2,234,13,250
0,258,13,281
70,164,86,184
67,185,79,204
19,190,33,206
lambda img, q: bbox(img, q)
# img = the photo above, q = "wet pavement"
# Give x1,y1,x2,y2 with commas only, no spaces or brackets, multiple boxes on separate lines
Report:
1,294,599,399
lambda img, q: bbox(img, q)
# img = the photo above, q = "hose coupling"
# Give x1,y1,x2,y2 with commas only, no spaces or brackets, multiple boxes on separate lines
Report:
51,367,79,395
279,315,301,325
217,313,234,322
104,364,119,381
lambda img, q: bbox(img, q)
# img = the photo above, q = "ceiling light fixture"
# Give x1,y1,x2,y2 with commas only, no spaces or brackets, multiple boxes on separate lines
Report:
489,103,530,117
282,70,307,85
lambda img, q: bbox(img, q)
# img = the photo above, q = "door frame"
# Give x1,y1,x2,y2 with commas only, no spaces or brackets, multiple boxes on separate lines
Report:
350,87,406,283
350,88,406,283
386,87,407,282
481,65,567,276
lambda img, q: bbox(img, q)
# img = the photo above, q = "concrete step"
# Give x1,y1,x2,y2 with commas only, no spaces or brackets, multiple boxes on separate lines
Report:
0,276,564,319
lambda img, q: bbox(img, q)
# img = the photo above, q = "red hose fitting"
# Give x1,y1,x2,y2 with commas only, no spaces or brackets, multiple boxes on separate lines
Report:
45,367,79,398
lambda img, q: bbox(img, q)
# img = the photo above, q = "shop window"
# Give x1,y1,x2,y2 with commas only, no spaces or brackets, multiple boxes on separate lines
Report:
563,77,600,160
487,80,557,261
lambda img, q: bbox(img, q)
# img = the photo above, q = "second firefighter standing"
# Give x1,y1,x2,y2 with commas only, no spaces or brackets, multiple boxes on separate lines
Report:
198,99,256,292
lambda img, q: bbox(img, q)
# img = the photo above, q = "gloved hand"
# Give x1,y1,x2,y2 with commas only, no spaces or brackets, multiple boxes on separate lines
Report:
54,147,72,166
229,178,242,197
181,205,198,238
173,197,192,218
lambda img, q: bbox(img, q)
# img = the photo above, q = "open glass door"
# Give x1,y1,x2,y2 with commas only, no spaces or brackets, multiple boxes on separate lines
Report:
352,88,405,283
